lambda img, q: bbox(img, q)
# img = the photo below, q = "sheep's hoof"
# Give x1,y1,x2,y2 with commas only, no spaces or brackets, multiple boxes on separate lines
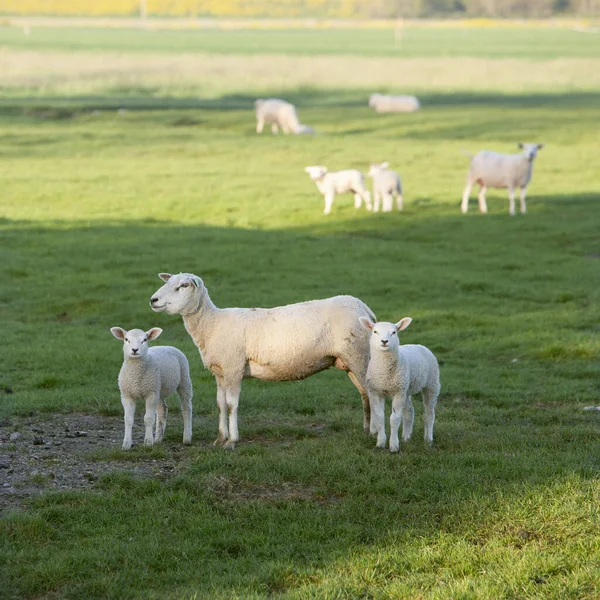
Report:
183,437,192,445
389,445,400,454
212,437,226,447
144,440,154,448
122,444,132,451
376,441,387,449
224,440,236,450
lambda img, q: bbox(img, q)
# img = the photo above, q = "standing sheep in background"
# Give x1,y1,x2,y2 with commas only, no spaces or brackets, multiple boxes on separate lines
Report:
359,317,440,453
367,162,403,212
150,273,377,449
304,166,372,215
110,326,193,451
254,98,314,135
369,93,420,113
461,143,544,215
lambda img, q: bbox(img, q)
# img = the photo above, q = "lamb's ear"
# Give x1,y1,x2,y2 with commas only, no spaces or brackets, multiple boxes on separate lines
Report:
395,317,412,331
517,142,524,149
359,316,375,331
146,327,162,341
190,275,202,288
380,161,389,169
537,143,544,150
158,273,172,282
110,327,126,340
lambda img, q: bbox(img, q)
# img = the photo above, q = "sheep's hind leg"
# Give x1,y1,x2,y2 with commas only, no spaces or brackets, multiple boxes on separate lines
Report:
213,377,228,446
508,187,516,216
477,185,488,214
401,395,414,442
396,193,404,211
154,398,168,443
519,187,527,214
354,193,363,209
178,379,193,445
256,119,264,134
144,394,160,447
461,180,473,213
224,380,242,450
422,385,439,446
271,123,279,135
390,393,408,453
347,371,373,435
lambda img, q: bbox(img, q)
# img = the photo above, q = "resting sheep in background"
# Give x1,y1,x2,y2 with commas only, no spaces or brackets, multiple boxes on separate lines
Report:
150,273,377,449
110,326,193,450
461,143,544,215
254,98,314,135
359,317,440,453
304,166,372,215
367,162,403,212
368,93,420,113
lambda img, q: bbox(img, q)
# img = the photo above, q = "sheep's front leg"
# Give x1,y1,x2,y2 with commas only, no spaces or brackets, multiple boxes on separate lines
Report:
144,394,160,447
422,387,438,445
154,398,168,443
401,395,414,442
354,193,363,209
508,187,516,216
389,392,408,453
121,396,136,451
382,194,393,212
178,380,193,445
370,393,387,448
477,185,488,214
224,380,242,450
271,123,279,135
213,377,228,446
373,192,380,212
363,190,373,211
396,193,404,211
323,193,335,215
461,180,473,213
519,187,527,214
256,119,264,134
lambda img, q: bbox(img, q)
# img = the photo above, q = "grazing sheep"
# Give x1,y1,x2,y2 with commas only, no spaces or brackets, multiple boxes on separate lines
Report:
150,273,377,449
255,98,302,135
359,317,440,453
368,93,420,113
110,326,193,451
304,166,372,215
367,162,403,212
461,143,544,215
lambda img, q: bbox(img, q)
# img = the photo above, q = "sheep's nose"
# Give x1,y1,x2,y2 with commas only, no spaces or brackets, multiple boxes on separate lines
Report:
381,339,388,346
132,348,138,354
150,297,158,304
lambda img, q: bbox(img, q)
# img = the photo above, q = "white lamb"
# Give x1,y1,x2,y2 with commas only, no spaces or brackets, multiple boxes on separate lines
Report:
367,162,403,212
304,166,372,215
110,326,193,451
461,143,544,215
359,317,440,453
150,273,377,449
255,98,302,135
368,93,420,113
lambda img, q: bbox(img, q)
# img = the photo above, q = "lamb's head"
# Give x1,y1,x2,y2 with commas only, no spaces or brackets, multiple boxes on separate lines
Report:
150,272,205,316
518,142,543,161
367,162,389,177
359,317,412,352
305,165,328,181
110,326,162,359
368,94,381,108
254,99,265,109
297,124,315,135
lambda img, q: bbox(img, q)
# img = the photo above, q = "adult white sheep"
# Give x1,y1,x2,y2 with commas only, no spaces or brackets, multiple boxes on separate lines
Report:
367,162,403,212
150,273,376,449
255,98,302,135
305,165,372,215
368,93,420,113
461,143,544,215
110,326,193,451
359,317,440,453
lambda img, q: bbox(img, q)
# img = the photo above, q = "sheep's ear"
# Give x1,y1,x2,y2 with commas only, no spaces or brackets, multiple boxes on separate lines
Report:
381,161,389,169
158,273,172,282
359,317,375,331
110,327,126,340
517,142,524,149
146,327,162,340
395,317,412,331
537,143,544,150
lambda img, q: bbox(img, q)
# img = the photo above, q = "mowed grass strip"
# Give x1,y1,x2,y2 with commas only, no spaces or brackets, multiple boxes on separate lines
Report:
1,26,600,600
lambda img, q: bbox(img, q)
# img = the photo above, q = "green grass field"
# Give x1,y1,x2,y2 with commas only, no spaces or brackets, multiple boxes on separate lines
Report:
1,24,600,599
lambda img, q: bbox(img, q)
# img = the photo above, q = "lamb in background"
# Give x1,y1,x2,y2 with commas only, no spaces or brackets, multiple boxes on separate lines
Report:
369,93,420,113
359,317,440,453
254,98,314,135
367,162,403,212
304,166,372,215
150,273,377,449
110,326,193,450
461,143,544,215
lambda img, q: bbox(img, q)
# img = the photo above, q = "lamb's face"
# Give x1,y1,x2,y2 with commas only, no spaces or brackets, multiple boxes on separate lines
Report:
150,273,204,316
359,316,412,352
368,94,380,108
110,327,162,359
367,162,389,177
305,166,327,181
518,142,543,161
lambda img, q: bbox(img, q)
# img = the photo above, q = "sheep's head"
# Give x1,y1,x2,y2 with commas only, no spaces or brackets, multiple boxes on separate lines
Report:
150,273,204,316
359,317,412,352
110,327,162,359
367,162,389,177
305,165,327,181
518,142,544,161
368,94,381,108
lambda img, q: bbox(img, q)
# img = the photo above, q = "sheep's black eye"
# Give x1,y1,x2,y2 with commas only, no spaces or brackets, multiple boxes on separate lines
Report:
392,331,396,335
125,338,129,343
374,331,379,335
143,338,147,343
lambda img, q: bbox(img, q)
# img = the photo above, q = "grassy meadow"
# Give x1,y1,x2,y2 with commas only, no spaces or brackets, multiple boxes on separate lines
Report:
1,24,600,599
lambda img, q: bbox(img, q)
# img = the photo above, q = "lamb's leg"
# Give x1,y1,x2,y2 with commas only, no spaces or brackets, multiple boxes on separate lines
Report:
347,371,372,435
477,185,488,214
363,190,373,211
370,393,387,449
271,123,279,135
373,192,380,212
422,385,439,445
396,193,404,211
177,378,193,445
383,194,393,212
256,119,264,134
323,193,335,215
461,179,473,213
154,398,168,443
389,392,408,453
121,396,135,451
354,193,363,209
143,394,160,447
401,395,414,442
508,187,516,216
519,187,527,214
224,380,242,450
213,377,228,446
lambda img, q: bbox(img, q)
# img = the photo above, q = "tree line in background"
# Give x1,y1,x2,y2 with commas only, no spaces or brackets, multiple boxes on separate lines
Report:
0,0,598,18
